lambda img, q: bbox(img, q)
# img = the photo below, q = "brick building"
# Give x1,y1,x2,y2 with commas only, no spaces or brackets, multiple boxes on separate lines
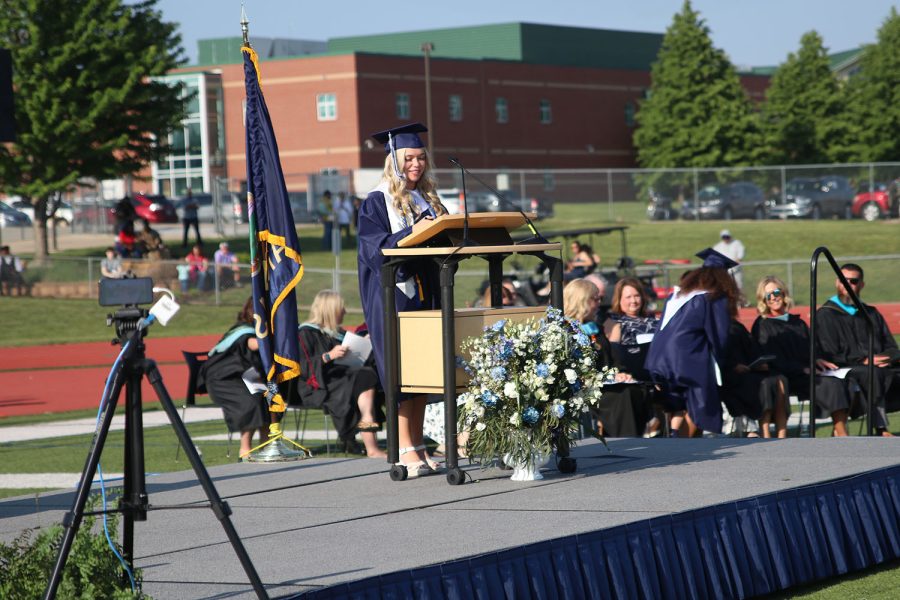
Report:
152,23,769,198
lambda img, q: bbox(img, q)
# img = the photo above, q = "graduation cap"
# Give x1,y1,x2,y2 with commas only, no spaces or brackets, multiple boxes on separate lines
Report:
696,247,738,270
371,122,428,154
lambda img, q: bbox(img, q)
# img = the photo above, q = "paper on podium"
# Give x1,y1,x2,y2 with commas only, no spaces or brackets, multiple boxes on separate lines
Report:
820,367,851,379
336,331,372,367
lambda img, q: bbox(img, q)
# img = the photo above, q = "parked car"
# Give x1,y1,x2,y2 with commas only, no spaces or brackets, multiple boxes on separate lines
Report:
437,188,553,219
768,176,854,220
681,182,767,220
646,189,678,221
5,199,74,226
851,181,899,221
0,201,32,228
132,193,178,223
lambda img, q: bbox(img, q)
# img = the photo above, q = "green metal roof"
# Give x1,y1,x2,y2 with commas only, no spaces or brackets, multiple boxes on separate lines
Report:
328,22,663,70
747,47,863,77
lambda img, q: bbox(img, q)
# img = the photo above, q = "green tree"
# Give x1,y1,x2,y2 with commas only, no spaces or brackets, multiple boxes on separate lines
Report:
827,7,900,162
759,31,842,165
0,0,185,260
633,1,761,172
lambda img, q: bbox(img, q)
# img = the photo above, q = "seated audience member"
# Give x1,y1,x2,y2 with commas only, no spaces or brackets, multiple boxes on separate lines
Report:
721,314,785,438
564,240,598,281
646,248,737,437
185,244,209,291
213,242,241,288
752,276,850,437
0,245,26,295
100,247,124,279
296,290,386,458
584,273,611,323
815,264,897,437
565,278,652,437
198,298,269,458
115,221,141,258
603,277,660,433
136,218,169,259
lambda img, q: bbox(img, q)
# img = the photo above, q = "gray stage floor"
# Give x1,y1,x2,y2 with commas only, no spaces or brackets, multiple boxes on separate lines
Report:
2,437,898,599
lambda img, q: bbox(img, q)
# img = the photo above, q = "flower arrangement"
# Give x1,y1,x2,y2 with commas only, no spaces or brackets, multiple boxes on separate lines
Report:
457,307,615,469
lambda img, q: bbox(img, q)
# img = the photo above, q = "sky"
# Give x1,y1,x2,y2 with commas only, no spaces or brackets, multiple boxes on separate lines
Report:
153,0,899,68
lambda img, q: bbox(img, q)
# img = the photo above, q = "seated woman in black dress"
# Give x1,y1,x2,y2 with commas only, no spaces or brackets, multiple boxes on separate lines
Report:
751,276,850,437
296,290,386,458
564,278,651,437
721,315,785,438
199,298,269,458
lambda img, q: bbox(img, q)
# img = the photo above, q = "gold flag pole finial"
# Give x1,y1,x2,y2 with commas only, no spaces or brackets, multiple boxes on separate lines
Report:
240,4,250,46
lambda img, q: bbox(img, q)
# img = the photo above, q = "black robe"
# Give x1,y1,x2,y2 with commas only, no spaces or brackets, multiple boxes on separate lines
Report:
357,189,441,390
751,314,849,418
721,320,783,420
296,325,379,442
815,299,897,427
198,324,268,432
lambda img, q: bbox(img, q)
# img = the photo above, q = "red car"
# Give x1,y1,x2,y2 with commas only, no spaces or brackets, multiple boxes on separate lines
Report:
852,181,899,221
132,194,178,223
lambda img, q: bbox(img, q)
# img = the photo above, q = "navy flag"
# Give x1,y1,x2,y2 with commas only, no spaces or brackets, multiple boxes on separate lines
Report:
242,44,303,413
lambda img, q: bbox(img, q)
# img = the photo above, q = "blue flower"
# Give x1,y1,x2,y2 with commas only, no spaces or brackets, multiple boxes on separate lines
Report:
522,406,540,425
570,379,582,392
481,390,498,407
575,332,590,347
491,319,507,332
551,404,565,418
499,341,514,359
536,363,550,378
490,366,507,380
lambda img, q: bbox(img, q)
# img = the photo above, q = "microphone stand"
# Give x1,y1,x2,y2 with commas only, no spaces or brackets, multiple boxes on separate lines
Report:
448,157,548,245
448,157,476,247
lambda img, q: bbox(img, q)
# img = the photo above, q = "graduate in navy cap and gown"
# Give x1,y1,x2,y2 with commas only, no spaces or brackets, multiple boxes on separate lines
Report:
357,122,448,477
646,248,741,436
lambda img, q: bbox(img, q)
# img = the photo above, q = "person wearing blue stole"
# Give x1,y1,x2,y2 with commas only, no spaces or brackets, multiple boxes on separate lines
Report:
199,298,269,457
357,122,448,477
646,248,739,436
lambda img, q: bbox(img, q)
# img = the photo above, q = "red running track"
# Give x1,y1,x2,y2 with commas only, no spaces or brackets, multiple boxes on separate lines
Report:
1,304,897,419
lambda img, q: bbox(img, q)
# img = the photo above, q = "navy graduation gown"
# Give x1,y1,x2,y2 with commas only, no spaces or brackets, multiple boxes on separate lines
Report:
357,190,441,388
645,293,730,432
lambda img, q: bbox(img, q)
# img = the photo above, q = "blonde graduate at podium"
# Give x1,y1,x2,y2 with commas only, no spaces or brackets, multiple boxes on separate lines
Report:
357,123,448,478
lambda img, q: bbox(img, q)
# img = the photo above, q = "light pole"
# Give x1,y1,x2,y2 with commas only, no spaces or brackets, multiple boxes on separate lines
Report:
420,42,434,157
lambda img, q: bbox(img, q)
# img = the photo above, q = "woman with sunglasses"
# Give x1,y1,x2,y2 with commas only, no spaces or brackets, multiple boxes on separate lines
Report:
751,276,850,437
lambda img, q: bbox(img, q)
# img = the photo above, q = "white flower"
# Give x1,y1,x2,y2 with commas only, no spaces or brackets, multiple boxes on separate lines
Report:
564,369,577,384
504,381,518,398
475,422,487,431
509,412,522,426
474,405,485,418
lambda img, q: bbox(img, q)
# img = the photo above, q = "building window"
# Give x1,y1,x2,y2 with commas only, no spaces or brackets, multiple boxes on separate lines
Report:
539,99,552,124
625,102,636,128
396,93,410,119
543,173,555,191
316,93,337,121
449,94,463,122
495,97,508,124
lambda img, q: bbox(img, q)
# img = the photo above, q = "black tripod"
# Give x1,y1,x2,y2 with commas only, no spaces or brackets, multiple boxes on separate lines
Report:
43,308,268,599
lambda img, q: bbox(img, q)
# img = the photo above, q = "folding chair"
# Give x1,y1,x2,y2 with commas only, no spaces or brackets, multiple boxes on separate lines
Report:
286,404,331,456
176,350,236,459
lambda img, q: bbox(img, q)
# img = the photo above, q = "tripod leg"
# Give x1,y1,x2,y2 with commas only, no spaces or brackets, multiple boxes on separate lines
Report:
142,359,269,600
44,365,127,600
121,367,148,586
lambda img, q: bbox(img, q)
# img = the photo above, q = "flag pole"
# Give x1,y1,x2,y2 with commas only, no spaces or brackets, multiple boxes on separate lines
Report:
240,6,310,462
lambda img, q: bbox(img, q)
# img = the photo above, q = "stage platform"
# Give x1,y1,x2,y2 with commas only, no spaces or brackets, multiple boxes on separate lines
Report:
2,437,899,599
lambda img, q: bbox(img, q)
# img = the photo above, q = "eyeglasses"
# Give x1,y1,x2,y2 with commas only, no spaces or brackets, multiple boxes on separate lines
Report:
765,289,783,301
845,277,861,285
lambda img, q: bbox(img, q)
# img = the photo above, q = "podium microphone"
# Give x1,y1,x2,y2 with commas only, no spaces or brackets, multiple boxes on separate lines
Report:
448,156,474,247
448,157,547,245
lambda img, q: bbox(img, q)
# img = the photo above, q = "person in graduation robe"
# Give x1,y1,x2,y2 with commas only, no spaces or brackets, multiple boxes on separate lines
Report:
751,275,851,437
198,298,269,457
645,249,739,436
357,122,448,477
815,264,897,436
295,290,386,458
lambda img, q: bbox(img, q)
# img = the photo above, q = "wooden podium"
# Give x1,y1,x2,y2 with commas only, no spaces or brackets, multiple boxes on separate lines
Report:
380,212,563,484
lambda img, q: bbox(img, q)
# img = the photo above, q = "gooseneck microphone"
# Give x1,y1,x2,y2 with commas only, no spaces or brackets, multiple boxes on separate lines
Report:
448,156,471,246
448,157,547,244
